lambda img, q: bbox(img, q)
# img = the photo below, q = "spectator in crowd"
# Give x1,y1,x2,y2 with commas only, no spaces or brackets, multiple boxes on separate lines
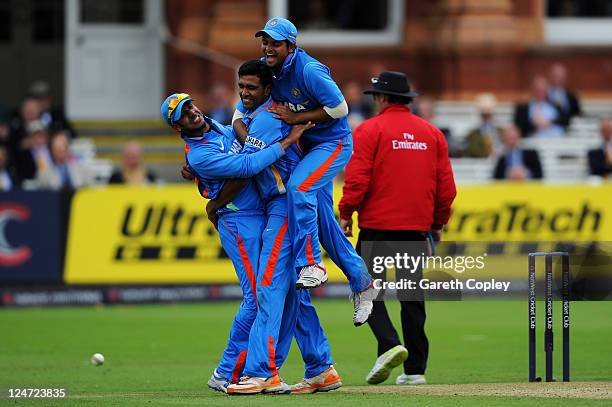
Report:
0,103,9,146
339,71,456,387
414,96,457,156
364,63,388,116
0,145,18,191
493,125,543,181
206,84,234,125
514,75,566,138
8,97,41,153
343,81,371,130
36,131,92,190
108,141,158,185
301,0,335,30
14,120,53,182
587,117,612,178
548,63,581,128
28,80,76,138
464,93,502,158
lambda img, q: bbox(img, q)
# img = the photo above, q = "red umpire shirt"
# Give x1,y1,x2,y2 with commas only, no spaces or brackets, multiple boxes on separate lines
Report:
339,104,456,231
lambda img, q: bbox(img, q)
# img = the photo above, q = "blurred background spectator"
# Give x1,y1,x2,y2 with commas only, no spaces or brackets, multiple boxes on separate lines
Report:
0,145,18,191
493,125,543,181
514,76,566,138
463,93,501,158
588,117,612,178
14,120,52,183
0,102,9,146
28,80,76,139
109,141,158,185
548,63,581,128
8,97,42,154
343,81,371,130
414,96,457,156
36,131,93,190
206,84,234,125
300,0,335,30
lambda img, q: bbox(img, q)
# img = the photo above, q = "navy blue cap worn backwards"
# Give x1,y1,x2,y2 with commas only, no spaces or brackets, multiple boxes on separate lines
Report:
255,17,298,44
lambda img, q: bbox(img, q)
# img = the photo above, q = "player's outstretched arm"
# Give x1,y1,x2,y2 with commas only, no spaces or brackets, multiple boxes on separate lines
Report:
281,121,314,149
189,122,312,179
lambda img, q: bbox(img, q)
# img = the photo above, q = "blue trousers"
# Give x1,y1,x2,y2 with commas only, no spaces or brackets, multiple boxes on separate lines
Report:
215,212,265,383
242,197,296,377
243,196,334,379
287,135,371,293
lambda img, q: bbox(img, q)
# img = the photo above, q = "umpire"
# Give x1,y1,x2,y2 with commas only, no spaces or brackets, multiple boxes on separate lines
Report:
338,71,456,385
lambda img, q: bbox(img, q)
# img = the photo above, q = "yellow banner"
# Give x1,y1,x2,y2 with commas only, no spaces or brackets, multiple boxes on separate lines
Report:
65,185,236,284
65,183,612,284
444,183,612,241
64,185,352,284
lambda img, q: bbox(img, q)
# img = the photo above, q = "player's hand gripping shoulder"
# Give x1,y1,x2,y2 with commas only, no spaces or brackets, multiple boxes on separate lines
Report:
281,121,315,149
269,104,301,125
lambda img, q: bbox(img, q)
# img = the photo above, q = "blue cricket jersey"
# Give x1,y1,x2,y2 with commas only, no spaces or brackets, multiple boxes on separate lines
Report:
241,97,302,207
268,48,350,145
236,49,350,146
183,116,286,215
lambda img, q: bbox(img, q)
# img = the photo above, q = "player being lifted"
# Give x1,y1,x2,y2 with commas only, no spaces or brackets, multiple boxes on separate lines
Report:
233,17,379,325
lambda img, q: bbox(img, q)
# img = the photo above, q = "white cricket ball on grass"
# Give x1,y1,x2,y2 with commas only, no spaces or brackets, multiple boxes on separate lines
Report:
91,353,105,366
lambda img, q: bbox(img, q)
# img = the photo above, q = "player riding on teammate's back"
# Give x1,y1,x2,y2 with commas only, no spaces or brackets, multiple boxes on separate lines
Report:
233,17,379,325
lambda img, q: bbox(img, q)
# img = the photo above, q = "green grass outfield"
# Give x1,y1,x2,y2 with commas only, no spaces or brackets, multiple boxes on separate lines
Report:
1,300,610,406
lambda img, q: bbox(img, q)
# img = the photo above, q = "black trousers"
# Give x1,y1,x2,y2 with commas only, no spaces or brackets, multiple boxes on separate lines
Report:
357,228,429,375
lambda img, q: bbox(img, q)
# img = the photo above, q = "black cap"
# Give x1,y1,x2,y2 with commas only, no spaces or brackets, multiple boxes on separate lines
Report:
363,71,418,98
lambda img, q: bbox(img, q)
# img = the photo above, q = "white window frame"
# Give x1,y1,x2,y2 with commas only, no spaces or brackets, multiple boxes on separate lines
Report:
267,0,404,47
545,18,612,45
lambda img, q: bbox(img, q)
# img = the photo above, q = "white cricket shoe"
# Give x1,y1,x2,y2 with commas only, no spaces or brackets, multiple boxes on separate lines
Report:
396,374,427,385
350,283,381,326
207,369,229,393
366,345,409,384
296,263,328,289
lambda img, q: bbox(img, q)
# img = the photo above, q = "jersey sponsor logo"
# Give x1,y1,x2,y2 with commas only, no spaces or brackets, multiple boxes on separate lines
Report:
245,135,266,149
392,133,428,150
283,101,308,112
230,140,242,154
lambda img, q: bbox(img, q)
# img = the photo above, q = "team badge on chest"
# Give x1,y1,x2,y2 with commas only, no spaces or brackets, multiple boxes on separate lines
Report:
291,88,301,98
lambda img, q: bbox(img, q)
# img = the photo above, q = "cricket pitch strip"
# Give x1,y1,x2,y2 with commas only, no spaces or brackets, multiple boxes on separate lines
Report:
339,381,612,399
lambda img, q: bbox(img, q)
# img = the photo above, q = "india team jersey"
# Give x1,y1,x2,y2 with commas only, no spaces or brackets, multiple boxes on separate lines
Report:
183,116,264,215
267,48,350,145
234,49,350,146
241,97,302,202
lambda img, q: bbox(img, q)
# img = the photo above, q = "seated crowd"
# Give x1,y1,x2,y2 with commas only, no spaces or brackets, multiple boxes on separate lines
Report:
1,64,610,191
0,81,160,191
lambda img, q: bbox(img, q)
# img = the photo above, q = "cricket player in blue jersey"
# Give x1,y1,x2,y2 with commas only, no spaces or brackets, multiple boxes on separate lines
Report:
161,92,308,394
224,60,341,395
233,17,379,326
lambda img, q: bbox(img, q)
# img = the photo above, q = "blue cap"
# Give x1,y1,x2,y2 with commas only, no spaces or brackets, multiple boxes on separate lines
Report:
255,18,298,44
160,93,192,126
